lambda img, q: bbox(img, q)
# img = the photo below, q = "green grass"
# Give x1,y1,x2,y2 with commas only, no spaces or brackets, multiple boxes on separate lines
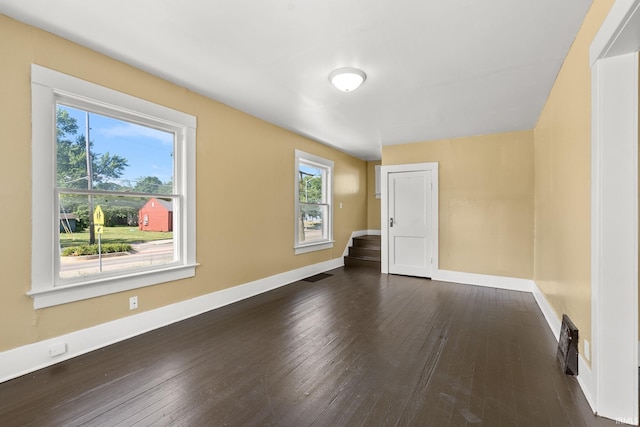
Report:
60,226,172,248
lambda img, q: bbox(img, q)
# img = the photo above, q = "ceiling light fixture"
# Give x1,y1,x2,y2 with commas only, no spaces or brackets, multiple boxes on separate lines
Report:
329,67,366,92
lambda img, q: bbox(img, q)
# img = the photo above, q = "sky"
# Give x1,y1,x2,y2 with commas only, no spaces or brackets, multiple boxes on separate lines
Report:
58,104,174,187
300,164,321,177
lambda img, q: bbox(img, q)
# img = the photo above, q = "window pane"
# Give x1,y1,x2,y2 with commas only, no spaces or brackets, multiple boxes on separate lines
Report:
299,165,324,203
56,104,174,194
59,193,175,280
299,204,327,243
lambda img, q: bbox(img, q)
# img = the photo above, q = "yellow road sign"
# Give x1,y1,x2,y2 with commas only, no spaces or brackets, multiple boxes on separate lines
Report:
95,225,104,235
93,206,104,226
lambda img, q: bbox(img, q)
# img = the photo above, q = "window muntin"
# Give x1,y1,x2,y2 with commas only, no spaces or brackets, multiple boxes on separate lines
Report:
31,65,197,308
294,150,333,254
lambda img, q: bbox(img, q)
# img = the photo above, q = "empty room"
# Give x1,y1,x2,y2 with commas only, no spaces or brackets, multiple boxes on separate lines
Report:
0,0,638,425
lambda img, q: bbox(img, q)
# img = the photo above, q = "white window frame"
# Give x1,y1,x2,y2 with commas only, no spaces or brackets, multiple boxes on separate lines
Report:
294,149,334,254
30,64,197,309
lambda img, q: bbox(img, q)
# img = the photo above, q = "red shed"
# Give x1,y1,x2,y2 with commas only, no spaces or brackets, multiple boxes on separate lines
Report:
139,198,173,232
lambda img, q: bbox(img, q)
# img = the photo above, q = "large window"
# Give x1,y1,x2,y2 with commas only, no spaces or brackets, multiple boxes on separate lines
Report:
31,65,197,308
294,150,333,254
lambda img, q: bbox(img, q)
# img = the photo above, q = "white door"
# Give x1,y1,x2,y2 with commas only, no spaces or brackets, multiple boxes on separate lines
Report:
388,170,432,277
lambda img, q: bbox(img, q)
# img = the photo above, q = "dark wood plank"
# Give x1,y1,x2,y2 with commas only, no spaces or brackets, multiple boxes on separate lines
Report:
0,267,621,426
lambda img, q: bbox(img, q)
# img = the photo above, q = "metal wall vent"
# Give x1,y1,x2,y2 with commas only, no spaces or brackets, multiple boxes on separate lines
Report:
557,314,579,376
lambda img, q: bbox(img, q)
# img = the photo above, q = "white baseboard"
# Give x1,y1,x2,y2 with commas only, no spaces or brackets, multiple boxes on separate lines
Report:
0,257,343,384
530,281,595,413
0,258,599,416
578,354,595,412
435,269,595,414
531,282,562,342
434,269,535,292
342,229,381,256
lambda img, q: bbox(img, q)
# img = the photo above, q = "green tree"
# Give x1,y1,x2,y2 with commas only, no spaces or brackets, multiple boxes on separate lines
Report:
56,109,85,187
134,176,171,194
94,182,129,191
300,175,322,203
57,108,129,189
298,174,323,241
102,203,141,226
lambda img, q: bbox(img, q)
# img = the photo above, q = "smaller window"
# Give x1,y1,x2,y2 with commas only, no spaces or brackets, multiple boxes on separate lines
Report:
374,164,381,199
294,150,334,254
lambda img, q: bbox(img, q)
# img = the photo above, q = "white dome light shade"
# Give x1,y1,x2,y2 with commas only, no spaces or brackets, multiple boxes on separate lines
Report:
329,68,366,92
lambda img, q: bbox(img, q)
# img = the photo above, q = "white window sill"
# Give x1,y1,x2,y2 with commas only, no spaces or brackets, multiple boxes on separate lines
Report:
28,263,198,309
294,241,334,255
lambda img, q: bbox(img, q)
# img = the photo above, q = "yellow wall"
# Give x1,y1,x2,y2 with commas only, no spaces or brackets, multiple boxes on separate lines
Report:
367,161,381,230
0,0,621,366
533,0,615,360
0,15,367,352
383,130,534,279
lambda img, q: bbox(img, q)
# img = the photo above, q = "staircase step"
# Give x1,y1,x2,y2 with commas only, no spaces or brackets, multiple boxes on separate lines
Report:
353,235,381,249
345,235,382,270
344,255,381,270
349,246,381,260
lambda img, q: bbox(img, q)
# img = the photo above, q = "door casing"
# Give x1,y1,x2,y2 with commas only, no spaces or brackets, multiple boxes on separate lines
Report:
590,0,640,422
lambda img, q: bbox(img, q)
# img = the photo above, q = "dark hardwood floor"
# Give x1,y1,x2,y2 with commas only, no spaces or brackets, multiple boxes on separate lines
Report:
0,268,620,426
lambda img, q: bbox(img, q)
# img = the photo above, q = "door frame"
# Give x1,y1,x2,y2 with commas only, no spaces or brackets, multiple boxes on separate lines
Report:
590,0,639,423
381,162,439,275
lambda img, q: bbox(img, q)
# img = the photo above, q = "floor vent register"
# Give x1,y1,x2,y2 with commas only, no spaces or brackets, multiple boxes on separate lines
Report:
557,314,579,376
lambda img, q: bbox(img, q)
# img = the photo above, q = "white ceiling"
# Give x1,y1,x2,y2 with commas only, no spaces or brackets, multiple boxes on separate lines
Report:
0,0,592,160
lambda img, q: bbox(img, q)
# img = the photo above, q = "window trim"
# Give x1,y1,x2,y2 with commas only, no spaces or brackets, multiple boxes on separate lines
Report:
30,64,197,309
294,149,334,255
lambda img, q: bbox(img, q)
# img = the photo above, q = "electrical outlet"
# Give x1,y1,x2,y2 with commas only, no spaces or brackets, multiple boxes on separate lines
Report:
129,296,138,310
49,342,67,357
584,339,590,361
